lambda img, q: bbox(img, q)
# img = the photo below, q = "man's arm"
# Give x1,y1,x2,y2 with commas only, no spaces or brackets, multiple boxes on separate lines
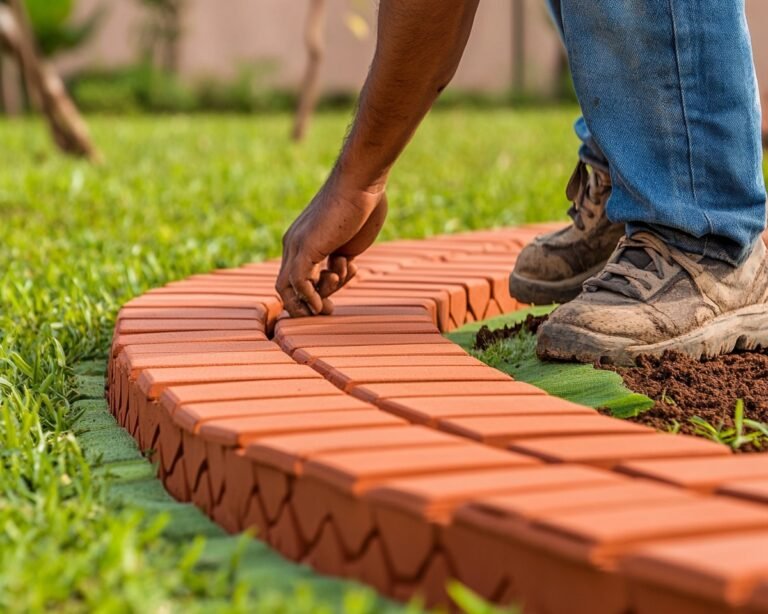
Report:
277,0,480,317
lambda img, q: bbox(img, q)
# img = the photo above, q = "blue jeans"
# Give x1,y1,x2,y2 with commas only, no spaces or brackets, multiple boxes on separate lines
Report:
547,0,766,265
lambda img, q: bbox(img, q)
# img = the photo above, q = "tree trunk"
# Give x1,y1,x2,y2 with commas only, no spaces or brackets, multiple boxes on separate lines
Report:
292,0,326,142
1,0,99,161
762,91,767,149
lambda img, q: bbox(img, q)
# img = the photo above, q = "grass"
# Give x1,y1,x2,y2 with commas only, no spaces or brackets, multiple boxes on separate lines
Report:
0,109,583,612
688,400,768,452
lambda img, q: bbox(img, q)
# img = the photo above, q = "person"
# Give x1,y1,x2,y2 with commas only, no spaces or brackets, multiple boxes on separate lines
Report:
276,0,768,366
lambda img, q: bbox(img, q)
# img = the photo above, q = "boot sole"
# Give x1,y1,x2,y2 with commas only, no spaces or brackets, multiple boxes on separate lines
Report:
537,304,768,366
509,261,608,305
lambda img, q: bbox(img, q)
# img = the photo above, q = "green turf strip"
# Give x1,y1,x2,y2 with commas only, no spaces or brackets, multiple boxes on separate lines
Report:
71,367,411,613
447,307,654,418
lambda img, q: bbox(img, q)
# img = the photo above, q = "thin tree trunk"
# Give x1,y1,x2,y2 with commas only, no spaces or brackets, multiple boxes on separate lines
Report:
292,0,326,142
511,0,526,93
762,91,767,149
0,52,22,115
2,0,99,160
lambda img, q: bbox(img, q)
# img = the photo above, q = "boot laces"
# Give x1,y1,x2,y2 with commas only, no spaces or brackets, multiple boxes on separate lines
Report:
566,161,610,231
585,232,704,299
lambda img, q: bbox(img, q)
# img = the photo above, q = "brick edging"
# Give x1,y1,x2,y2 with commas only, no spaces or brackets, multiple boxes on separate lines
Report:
107,226,768,613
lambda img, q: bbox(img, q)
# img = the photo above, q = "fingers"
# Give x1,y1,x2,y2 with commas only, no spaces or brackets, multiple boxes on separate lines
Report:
276,240,324,317
316,269,340,298
328,255,348,284
276,244,359,319
321,297,335,315
291,276,324,316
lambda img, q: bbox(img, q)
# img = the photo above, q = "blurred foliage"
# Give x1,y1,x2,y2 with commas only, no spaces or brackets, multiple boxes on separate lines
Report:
68,63,578,115
24,0,103,56
136,0,185,72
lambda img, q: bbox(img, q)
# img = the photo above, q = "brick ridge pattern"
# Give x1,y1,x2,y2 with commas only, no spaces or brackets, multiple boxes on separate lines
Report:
108,225,768,614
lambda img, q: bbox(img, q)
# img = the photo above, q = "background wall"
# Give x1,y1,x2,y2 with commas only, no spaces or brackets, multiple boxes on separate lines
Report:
58,0,768,97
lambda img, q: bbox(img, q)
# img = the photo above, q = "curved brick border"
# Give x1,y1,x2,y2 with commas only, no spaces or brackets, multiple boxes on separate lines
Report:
108,225,768,614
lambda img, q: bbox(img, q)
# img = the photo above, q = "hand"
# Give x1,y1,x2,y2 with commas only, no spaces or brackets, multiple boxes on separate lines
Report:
277,175,388,317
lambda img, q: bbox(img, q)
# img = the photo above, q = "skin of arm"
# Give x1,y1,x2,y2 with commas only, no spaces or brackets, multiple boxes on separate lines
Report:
276,0,480,317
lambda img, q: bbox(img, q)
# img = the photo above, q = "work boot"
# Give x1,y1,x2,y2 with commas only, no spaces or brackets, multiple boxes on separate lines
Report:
509,161,624,304
537,231,768,366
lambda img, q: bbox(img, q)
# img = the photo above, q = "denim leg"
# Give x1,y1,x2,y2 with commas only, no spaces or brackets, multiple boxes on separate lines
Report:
545,0,610,173
559,0,766,265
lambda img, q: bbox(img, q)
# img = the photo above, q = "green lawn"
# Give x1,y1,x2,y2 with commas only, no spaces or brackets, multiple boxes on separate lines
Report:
1,110,765,612
0,109,580,612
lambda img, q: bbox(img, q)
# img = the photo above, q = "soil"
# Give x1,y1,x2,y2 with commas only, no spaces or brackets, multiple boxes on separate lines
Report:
473,314,549,351
474,314,768,452
605,351,768,447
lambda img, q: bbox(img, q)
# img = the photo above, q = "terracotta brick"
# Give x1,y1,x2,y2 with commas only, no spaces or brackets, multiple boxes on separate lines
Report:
329,365,512,392
267,502,307,561
137,364,321,399
352,380,547,403
366,465,620,521
112,329,267,355
173,394,370,433
437,414,652,447
452,495,767,614
471,481,691,522
117,306,267,320
275,313,433,332
280,333,451,355
116,318,265,334
509,433,730,469
159,378,344,411
330,297,438,322
121,340,276,356
324,304,432,318
292,343,465,364
124,293,270,308
343,536,393,595
198,410,407,446
369,273,491,321
529,498,768,567
718,478,768,506
388,239,491,254
125,350,292,374
384,266,516,316
246,425,460,475
618,456,768,493
303,442,537,496
379,394,595,425
149,284,280,298
275,321,438,339
292,476,378,556
310,354,483,377
302,519,347,577
342,285,464,328
619,531,768,613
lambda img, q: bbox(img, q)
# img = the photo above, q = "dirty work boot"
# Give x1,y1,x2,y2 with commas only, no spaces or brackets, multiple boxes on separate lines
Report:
509,161,624,304
536,232,768,366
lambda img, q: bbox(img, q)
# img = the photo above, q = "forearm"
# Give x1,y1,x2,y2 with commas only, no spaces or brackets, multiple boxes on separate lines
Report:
334,0,479,195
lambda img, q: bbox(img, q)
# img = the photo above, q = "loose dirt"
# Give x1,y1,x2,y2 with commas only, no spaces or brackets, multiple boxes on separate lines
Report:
604,350,768,441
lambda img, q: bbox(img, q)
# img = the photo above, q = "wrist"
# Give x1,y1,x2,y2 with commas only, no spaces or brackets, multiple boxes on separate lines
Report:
334,143,389,196
325,162,387,211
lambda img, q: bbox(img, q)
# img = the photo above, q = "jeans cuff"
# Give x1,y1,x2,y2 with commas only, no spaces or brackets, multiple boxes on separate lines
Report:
626,222,748,266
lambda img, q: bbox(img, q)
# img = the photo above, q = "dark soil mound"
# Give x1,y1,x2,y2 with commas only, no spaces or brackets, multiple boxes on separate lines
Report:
604,350,768,445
